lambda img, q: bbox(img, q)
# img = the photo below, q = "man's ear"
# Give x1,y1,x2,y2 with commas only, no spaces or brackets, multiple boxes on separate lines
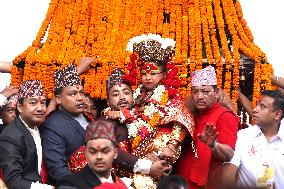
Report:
55,95,62,105
114,148,118,159
275,109,283,121
84,147,87,157
17,102,23,114
214,87,220,98
215,87,220,94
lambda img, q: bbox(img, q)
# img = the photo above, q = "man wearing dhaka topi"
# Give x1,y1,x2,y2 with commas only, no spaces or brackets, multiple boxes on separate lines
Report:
176,66,240,189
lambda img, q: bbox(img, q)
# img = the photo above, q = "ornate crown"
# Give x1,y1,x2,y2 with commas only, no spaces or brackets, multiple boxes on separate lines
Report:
126,33,175,63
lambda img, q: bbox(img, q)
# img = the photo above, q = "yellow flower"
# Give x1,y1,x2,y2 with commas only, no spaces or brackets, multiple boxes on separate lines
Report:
149,113,161,128
132,135,142,149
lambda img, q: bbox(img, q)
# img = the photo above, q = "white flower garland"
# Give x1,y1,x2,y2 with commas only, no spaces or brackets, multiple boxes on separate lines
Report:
127,85,167,139
126,33,176,52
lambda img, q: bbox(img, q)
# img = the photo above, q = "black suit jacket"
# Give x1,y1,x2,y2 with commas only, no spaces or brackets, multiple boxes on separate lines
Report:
41,108,87,183
56,166,117,189
0,117,41,189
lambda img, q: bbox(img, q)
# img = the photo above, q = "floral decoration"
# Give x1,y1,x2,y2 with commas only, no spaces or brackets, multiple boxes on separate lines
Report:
10,0,274,110
124,84,170,149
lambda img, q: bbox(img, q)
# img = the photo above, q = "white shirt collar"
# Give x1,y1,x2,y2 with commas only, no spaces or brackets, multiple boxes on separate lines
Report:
89,165,113,183
251,125,263,138
253,122,284,141
19,116,39,132
19,116,42,174
277,121,284,140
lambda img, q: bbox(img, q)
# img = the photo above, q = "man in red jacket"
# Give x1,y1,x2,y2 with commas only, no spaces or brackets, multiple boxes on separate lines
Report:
176,66,240,189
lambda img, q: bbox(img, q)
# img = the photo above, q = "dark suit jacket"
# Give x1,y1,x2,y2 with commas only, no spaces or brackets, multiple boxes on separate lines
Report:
56,166,116,189
41,108,86,183
0,117,41,189
41,110,138,184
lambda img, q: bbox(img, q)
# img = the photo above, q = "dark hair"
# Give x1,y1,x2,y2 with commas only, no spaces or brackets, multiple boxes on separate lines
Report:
92,98,107,115
156,62,166,73
15,97,24,116
157,175,188,189
261,90,284,119
54,87,63,96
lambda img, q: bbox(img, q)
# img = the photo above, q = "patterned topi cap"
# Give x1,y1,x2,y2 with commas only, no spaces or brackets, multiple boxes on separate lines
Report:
18,80,46,99
106,68,129,93
6,94,18,105
54,64,81,92
191,66,217,87
85,119,117,143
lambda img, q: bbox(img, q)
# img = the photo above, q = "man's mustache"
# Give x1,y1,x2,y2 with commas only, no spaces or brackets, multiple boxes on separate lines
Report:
118,100,129,105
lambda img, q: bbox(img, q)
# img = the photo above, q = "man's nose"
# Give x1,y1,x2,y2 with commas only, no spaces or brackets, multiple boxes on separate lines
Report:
196,92,205,99
253,106,259,114
77,93,84,101
96,152,103,159
36,103,45,111
12,112,16,118
119,93,125,99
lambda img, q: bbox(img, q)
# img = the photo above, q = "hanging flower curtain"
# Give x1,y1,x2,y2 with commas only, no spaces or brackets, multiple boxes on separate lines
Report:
11,0,274,106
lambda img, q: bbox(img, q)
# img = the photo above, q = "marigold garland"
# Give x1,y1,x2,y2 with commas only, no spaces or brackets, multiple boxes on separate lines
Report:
10,0,273,111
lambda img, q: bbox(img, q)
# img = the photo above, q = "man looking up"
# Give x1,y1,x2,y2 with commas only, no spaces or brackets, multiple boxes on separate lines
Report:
105,68,171,180
223,90,284,189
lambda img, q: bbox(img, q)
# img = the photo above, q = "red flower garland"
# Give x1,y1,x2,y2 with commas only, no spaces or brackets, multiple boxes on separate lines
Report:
161,59,181,98
123,53,138,86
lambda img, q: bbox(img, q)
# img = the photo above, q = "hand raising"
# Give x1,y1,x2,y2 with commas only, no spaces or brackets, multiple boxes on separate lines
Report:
77,57,97,74
1,85,18,98
197,123,219,149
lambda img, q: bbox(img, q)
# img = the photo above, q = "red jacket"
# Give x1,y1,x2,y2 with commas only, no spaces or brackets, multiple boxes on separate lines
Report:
176,102,239,189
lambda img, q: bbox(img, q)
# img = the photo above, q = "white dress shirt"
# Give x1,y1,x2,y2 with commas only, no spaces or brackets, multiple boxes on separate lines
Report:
133,159,152,174
72,113,89,130
19,116,53,189
229,123,284,189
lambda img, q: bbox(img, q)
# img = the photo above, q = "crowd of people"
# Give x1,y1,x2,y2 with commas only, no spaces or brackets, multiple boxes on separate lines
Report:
0,34,284,189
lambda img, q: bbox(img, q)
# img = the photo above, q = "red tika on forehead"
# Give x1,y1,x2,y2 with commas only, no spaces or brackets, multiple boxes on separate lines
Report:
141,63,161,74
